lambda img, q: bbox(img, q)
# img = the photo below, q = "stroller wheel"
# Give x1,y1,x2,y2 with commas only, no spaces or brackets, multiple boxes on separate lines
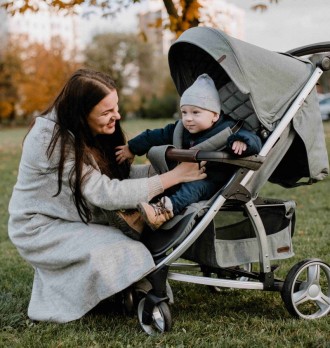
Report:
134,278,153,301
202,271,222,293
134,278,174,304
137,298,172,335
236,263,253,282
114,287,135,315
281,258,330,319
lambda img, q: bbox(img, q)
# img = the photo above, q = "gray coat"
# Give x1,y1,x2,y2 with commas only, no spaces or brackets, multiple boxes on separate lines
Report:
8,112,163,323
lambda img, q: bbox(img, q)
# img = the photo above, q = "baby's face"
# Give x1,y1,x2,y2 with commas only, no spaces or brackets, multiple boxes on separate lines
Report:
181,105,219,134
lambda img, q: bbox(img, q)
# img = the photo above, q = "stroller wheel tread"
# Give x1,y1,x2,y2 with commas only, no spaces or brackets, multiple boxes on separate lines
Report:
281,258,330,319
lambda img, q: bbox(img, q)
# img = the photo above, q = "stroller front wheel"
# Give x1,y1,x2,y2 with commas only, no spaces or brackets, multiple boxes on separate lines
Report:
281,258,330,319
137,298,172,335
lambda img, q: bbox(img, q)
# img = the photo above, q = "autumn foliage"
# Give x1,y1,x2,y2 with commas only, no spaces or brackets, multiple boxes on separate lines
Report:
0,0,278,38
0,36,80,122
1,0,201,37
19,39,80,118
163,0,201,37
0,45,21,121
0,0,278,122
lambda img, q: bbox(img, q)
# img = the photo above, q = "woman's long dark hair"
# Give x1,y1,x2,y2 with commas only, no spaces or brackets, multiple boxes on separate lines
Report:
40,68,130,223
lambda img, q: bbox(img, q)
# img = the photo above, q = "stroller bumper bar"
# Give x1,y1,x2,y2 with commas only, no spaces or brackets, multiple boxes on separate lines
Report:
165,147,265,171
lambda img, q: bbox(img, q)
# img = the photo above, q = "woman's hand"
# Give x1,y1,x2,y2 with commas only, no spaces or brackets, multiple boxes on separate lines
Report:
231,140,247,155
115,145,135,164
159,161,207,190
173,161,207,183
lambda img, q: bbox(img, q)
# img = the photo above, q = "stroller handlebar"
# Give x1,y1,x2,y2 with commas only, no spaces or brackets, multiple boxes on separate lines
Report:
286,42,330,71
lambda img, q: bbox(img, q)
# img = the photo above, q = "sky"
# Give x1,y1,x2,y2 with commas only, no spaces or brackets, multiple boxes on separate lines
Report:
236,0,330,52
82,0,330,52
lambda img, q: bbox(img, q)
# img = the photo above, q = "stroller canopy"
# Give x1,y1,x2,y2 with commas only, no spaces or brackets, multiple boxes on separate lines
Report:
168,26,314,131
168,27,329,185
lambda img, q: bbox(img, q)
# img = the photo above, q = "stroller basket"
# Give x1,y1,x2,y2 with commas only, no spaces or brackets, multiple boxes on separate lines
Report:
183,199,296,268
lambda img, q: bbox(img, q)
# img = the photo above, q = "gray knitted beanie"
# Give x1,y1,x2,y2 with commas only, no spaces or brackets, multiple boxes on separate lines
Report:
180,73,221,114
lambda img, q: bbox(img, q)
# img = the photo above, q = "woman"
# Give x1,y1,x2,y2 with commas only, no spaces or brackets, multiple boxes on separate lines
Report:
8,69,206,323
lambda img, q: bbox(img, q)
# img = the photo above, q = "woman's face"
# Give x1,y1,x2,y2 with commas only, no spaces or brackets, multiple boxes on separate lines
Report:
87,90,121,136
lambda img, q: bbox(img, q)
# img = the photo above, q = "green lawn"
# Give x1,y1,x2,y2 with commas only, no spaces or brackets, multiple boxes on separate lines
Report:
1,120,330,347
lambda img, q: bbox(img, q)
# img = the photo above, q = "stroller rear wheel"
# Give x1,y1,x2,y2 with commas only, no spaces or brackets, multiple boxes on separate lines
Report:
137,298,172,335
281,258,330,319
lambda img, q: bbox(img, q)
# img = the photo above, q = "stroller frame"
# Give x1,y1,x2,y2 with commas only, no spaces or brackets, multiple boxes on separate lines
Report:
131,34,330,334
164,67,322,273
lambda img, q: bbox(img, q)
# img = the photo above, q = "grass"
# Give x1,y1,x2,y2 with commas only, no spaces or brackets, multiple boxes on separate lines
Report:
1,120,330,347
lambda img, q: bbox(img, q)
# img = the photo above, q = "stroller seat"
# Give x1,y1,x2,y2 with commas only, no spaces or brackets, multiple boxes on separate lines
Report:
141,201,209,259
220,81,260,133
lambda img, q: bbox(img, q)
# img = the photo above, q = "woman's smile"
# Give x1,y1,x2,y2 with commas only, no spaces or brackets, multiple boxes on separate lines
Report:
105,118,116,130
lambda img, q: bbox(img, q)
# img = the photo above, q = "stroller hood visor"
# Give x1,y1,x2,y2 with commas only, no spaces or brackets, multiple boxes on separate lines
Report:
168,27,314,131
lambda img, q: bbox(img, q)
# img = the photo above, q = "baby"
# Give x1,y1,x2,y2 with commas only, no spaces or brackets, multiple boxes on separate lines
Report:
116,74,262,232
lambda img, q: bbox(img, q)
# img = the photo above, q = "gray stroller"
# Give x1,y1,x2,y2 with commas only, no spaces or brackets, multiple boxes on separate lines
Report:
127,27,330,335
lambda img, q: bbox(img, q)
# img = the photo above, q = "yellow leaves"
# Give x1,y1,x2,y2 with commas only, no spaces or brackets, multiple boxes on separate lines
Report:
0,0,88,14
138,31,148,43
19,41,80,116
184,0,201,22
0,102,14,119
166,0,201,37
251,1,279,12
154,17,163,29
0,35,80,120
180,20,191,32
251,4,268,12
167,15,179,32
0,1,280,38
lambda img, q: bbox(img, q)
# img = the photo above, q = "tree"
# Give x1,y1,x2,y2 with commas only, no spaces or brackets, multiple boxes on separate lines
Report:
0,0,278,37
0,35,80,123
18,37,81,118
85,32,140,94
84,32,142,117
84,32,177,117
0,40,23,123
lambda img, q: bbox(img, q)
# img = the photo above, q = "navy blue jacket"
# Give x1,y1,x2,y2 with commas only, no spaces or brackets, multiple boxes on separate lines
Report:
128,114,262,157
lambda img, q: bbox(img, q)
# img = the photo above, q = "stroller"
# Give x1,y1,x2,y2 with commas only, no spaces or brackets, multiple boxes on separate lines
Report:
126,27,330,335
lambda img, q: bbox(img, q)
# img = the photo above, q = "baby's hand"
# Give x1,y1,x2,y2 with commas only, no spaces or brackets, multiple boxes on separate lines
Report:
115,145,135,164
231,140,247,155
